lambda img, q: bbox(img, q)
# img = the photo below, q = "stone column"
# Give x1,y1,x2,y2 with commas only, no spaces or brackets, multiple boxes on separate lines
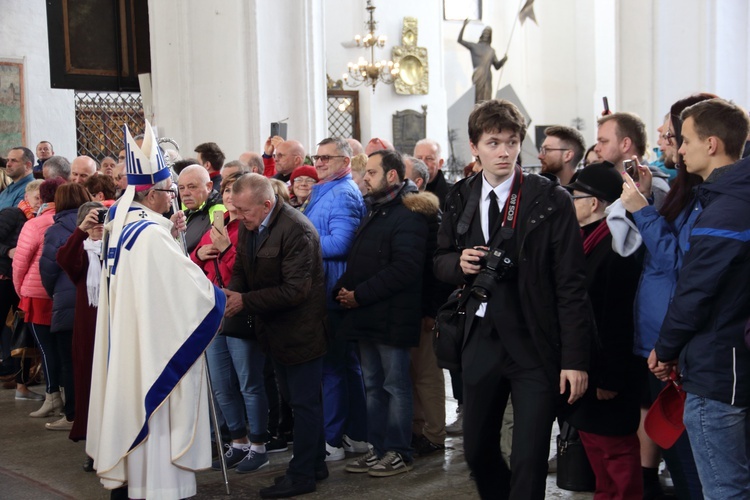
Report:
147,0,327,159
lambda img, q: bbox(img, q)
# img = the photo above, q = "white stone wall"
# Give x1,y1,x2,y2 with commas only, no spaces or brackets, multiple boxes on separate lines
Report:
0,0,76,159
148,0,327,161
326,0,449,154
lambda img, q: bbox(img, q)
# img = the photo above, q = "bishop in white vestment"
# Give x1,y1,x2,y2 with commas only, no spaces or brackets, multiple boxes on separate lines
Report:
86,122,225,499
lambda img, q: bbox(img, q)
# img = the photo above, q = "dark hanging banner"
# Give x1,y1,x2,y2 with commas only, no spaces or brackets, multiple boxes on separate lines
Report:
46,0,151,91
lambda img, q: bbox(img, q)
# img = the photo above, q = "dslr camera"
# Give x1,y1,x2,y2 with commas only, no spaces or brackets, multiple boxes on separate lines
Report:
470,247,516,302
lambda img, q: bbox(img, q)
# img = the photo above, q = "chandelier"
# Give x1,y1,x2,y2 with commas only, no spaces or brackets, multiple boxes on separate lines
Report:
343,0,399,93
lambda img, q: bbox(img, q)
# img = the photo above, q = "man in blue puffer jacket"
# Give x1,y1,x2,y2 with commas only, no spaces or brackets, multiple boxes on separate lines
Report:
653,98,750,500
303,137,368,461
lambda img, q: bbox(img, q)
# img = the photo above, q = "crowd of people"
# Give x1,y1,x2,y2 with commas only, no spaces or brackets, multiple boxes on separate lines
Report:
0,93,749,500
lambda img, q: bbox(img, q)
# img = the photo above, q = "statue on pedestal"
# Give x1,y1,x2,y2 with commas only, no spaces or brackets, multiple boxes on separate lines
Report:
458,19,508,103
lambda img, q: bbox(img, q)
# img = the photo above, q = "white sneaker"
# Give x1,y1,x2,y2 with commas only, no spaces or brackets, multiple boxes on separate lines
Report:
325,442,345,462
446,405,463,434
342,434,370,453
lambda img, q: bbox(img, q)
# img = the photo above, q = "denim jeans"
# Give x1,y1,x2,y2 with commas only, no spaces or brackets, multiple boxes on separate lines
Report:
358,339,413,461
322,309,367,447
683,393,750,500
206,335,268,442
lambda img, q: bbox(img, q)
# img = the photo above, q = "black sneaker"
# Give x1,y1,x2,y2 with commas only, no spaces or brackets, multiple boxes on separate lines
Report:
413,435,445,457
279,430,294,444
265,435,289,453
212,443,251,470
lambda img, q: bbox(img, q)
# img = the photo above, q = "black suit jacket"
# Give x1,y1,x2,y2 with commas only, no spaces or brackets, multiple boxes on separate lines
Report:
434,172,595,383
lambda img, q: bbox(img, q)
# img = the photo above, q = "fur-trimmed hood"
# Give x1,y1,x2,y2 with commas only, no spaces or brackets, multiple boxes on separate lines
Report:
403,190,440,218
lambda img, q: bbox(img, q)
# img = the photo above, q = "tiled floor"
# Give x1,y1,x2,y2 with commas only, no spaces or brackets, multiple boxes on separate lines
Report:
0,372,593,499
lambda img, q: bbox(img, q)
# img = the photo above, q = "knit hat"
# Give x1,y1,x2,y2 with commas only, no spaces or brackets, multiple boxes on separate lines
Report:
290,165,319,183
566,162,623,203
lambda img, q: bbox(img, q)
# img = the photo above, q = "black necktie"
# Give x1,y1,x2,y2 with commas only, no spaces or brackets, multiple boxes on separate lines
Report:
488,191,499,243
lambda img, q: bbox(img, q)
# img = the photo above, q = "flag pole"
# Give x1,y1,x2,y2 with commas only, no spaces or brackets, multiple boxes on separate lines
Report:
497,0,525,85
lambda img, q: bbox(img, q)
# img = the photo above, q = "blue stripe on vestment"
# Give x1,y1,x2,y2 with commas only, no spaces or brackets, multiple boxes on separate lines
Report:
128,285,226,452
692,227,750,242
124,221,155,250
111,220,155,275
107,205,141,221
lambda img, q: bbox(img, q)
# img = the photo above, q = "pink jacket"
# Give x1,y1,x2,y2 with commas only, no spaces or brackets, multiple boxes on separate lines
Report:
13,206,56,300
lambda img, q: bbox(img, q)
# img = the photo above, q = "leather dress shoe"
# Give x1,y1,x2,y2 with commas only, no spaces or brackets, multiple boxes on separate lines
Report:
261,476,315,498
273,464,328,485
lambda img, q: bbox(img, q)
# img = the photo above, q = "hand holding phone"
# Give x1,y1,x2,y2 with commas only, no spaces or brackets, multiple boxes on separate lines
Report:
213,209,225,232
623,159,639,182
602,96,611,116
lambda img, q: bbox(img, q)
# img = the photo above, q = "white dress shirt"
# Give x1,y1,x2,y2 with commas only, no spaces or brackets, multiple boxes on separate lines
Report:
476,171,515,318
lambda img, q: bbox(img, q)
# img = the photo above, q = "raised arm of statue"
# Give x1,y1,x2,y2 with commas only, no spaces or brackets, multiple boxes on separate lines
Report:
458,18,471,49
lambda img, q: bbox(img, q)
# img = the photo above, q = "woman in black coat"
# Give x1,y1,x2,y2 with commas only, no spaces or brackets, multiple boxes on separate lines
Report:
39,183,91,431
566,164,642,499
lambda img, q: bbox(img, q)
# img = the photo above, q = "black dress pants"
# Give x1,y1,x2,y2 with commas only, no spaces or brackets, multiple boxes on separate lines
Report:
462,315,557,500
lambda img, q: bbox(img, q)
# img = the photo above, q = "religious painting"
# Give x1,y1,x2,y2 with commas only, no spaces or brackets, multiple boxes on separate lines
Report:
0,61,26,155
443,0,481,21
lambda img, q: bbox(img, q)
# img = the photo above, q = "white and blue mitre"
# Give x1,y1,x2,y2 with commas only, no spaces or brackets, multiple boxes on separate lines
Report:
103,120,171,274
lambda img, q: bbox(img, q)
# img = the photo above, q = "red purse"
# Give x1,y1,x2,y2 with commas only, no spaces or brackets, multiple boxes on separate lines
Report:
644,371,686,449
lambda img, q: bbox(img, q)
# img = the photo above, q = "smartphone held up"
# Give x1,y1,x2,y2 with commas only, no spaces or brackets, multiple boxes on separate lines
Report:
623,159,639,182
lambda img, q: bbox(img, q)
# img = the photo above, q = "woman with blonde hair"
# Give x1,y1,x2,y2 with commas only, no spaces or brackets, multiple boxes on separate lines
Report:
349,153,368,196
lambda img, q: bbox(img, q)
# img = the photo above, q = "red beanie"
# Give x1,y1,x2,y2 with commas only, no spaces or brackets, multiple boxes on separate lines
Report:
290,165,319,183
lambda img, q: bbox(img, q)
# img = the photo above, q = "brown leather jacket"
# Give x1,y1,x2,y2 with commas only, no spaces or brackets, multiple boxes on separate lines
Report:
228,199,327,365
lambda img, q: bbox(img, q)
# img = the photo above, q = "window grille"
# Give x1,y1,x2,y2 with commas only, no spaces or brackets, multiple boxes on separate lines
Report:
327,90,360,141
75,91,144,160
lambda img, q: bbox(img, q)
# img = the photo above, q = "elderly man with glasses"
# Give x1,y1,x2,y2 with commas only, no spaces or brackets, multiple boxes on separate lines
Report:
304,138,369,462
270,140,306,184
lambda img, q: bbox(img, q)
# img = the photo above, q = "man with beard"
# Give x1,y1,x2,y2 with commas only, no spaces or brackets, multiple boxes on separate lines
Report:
537,126,586,186
336,149,430,477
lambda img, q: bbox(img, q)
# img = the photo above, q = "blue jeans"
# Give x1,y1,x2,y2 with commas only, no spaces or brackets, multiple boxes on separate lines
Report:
359,340,413,461
206,335,268,442
322,310,367,447
683,393,750,500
